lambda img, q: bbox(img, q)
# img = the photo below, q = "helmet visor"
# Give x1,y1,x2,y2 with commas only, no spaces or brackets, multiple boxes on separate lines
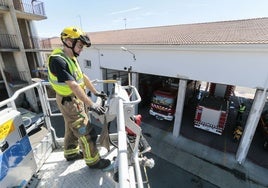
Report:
79,35,91,47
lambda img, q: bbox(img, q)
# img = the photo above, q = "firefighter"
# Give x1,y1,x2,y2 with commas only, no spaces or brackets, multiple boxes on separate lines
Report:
47,26,110,169
236,102,246,122
233,123,243,142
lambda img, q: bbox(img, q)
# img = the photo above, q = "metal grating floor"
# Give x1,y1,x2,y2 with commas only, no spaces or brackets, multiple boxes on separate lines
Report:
35,148,118,188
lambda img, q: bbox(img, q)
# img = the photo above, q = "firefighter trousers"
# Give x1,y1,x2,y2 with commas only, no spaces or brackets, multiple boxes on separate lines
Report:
56,94,100,166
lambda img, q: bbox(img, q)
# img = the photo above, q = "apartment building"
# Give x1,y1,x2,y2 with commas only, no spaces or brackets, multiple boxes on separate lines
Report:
0,0,46,111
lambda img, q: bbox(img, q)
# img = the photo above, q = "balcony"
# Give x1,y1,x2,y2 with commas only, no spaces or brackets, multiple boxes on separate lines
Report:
13,0,46,20
0,0,8,7
0,34,62,51
0,34,19,50
0,0,46,20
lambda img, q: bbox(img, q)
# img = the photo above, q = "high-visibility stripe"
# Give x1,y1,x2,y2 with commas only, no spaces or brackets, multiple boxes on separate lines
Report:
239,105,246,113
80,136,99,164
64,146,80,155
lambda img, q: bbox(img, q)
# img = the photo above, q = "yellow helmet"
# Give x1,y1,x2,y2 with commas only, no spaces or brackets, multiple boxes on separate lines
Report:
61,26,91,47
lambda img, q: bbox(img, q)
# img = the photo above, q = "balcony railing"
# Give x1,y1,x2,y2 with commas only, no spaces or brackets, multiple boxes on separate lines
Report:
0,34,63,50
13,0,46,16
0,34,62,50
0,34,19,49
0,0,8,7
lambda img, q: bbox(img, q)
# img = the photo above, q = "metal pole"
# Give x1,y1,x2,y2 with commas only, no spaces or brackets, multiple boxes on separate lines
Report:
133,144,144,188
117,98,131,187
0,82,40,109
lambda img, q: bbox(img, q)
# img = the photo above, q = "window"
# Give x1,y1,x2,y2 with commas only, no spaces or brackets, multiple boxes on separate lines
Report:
84,60,91,69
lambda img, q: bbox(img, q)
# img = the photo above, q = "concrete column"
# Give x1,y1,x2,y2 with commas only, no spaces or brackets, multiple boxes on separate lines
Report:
29,20,44,67
0,54,12,97
173,79,187,137
8,1,33,83
236,88,268,164
7,0,39,112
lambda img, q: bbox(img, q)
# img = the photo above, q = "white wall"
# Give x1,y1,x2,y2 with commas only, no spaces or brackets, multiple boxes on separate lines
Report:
79,44,268,89
78,47,104,92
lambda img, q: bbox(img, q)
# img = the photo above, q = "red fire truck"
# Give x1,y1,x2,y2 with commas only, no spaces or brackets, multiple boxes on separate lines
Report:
194,96,229,135
149,88,177,121
194,83,234,135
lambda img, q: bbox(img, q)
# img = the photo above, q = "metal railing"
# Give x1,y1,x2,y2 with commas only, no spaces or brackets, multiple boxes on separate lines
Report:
0,34,19,49
0,79,151,187
0,0,8,7
93,79,152,188
13,0,46,16
40,79,148,187
0,80,56,171
0,34,62,50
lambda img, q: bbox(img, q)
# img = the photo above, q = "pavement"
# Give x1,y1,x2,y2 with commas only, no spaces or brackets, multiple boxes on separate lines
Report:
140,122,268,188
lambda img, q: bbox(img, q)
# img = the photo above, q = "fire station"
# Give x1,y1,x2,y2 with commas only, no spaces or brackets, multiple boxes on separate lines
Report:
78,17,268,166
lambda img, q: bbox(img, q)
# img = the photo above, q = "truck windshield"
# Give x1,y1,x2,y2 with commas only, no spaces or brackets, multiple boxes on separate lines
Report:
152,94,174,107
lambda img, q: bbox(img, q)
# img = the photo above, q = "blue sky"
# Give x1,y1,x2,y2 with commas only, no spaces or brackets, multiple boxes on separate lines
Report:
34,0,268,38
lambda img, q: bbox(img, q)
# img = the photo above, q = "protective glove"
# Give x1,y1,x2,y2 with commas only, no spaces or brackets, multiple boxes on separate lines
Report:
95,91,108,100
90,103,106,115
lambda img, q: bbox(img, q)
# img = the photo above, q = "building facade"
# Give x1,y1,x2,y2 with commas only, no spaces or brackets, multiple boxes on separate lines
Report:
0,0,46,111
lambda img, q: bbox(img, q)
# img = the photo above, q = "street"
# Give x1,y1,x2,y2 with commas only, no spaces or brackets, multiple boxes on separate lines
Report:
145,152,217,188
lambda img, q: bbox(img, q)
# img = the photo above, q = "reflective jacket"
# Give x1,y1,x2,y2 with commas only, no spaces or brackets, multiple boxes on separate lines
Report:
238,105,246,113
47,48,84,96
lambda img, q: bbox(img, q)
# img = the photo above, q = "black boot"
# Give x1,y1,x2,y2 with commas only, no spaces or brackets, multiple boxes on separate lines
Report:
66,151,84,161
88,158,111,169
